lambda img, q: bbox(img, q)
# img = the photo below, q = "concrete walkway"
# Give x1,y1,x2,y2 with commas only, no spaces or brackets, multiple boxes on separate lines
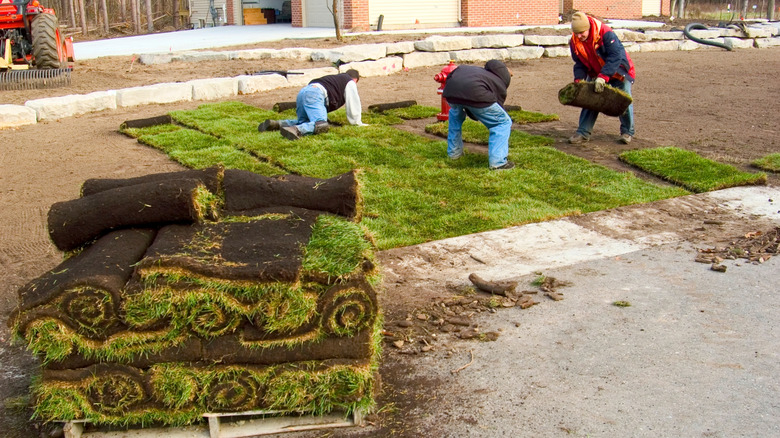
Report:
72,20,665,60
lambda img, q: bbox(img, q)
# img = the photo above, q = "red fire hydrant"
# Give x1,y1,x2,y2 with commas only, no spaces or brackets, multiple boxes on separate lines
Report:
434,61,458,121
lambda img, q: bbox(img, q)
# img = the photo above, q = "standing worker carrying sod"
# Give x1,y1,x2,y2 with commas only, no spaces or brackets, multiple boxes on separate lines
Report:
258,69,367,140
442,59,515,170
568,11,636,145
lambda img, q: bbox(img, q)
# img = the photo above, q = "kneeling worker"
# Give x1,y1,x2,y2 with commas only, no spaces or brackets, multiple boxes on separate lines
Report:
442,59,515,170
259,69,367,140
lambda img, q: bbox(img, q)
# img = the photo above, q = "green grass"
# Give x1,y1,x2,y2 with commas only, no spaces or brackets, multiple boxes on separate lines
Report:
507,108,560,124
619,147,767,193
752,153,780,172
134,101,689,249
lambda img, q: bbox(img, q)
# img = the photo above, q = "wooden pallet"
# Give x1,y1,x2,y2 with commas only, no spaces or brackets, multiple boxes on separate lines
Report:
63,409,363,438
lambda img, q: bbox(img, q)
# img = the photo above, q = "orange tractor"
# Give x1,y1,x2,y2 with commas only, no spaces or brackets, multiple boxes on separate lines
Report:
0,0,73,90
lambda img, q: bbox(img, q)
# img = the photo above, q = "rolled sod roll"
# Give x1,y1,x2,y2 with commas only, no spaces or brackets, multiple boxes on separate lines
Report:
368,100,417,113
222,169,361,220
558,81,633,117
48,178,208,251
80,166,223,197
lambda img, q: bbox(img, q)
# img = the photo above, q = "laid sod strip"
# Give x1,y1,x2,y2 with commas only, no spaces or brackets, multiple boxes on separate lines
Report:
425,119,554,148
33,360,376,426
619,147,767,193
752,153,780,172
147,102,687,249
506,109,560,124
120,123,181,138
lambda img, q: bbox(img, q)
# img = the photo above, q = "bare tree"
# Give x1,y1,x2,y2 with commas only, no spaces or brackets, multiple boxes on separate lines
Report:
99,0,108,33
78,0,87,35
329,0,342,41
145,0,153,31
68,0,77,27
173,0,180,29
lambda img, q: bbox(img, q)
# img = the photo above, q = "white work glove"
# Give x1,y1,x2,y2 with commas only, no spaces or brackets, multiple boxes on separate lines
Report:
594,77,606,93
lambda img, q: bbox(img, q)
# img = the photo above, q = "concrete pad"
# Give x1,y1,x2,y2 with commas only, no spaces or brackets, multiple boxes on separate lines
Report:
612,29,652,42
471,34,525,48
506,46,545,60
385,41,416,55
639,40,682,52
755,37,780,48
449,49,509,63
723,37,755,50
544,46,571,58
402,51,452,69
173,50,231,62
138,53,175,65
285,67,339,87
237,74,289,94
0,105,37,129
116,82,192,107
24,91,117,121
340,56,403,77
645,30,684,40
188,77,239,100
324,43,388,63
523,35,571,46
414,36,472,52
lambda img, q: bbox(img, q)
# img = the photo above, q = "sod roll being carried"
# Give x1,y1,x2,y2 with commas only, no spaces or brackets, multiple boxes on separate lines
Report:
558,81,632,117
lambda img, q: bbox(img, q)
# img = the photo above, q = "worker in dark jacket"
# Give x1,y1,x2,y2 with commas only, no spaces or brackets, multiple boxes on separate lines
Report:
258,69,366,140
568,11,636,145
442,59,514,170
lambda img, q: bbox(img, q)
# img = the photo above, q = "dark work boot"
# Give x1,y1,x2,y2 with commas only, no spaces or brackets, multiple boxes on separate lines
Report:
280,126,301,140
258,119,281,132
314,121,330,134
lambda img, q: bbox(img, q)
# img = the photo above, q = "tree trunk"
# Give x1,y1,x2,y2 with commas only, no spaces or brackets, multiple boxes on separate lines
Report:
769,0,776,20
68,0,77,28
132,0,140,33
100,0,109,33
145,0,153,32
119,0,126,22
332,0,342,41
173,0,180,28
741,0,749,19
678,0,685,19
78,0,87,35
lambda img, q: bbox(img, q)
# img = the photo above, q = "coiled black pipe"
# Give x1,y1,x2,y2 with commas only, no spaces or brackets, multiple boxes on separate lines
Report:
683,23,732,51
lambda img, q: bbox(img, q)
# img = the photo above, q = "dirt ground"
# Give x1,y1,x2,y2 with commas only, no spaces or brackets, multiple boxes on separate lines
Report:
1,30,779,437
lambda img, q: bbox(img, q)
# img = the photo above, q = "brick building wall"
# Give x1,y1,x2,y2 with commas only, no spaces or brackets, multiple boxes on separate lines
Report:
292,0,302,27
343,0,369,30
292,0,668,29
227,0,234,25
570,0,643,19
462,0,560,26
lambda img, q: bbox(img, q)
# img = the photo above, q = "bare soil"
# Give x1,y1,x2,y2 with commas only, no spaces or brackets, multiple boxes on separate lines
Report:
0,30,778,437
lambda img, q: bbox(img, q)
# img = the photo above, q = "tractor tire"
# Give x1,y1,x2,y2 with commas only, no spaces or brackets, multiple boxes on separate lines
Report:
32,13,64,69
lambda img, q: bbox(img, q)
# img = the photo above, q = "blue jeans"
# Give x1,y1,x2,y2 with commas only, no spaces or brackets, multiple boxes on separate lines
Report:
281,84,328,135
576,78,635,138
447,102,512,168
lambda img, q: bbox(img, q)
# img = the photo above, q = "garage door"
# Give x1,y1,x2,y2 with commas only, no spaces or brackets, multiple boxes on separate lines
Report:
303,0,338,28
642,0,662,16
368,0,459,29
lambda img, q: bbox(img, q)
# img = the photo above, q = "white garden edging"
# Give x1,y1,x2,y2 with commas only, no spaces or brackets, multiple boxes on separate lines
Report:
2,23,779,129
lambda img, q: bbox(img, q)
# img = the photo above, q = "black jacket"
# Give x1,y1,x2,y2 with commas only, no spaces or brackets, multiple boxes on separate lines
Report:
442,60,511,108
310,73,353,112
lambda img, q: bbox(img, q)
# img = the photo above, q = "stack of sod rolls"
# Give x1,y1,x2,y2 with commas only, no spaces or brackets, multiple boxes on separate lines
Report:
9,166,382,427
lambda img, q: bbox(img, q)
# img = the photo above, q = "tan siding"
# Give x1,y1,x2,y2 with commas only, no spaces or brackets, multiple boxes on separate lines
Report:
368,0,459,28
